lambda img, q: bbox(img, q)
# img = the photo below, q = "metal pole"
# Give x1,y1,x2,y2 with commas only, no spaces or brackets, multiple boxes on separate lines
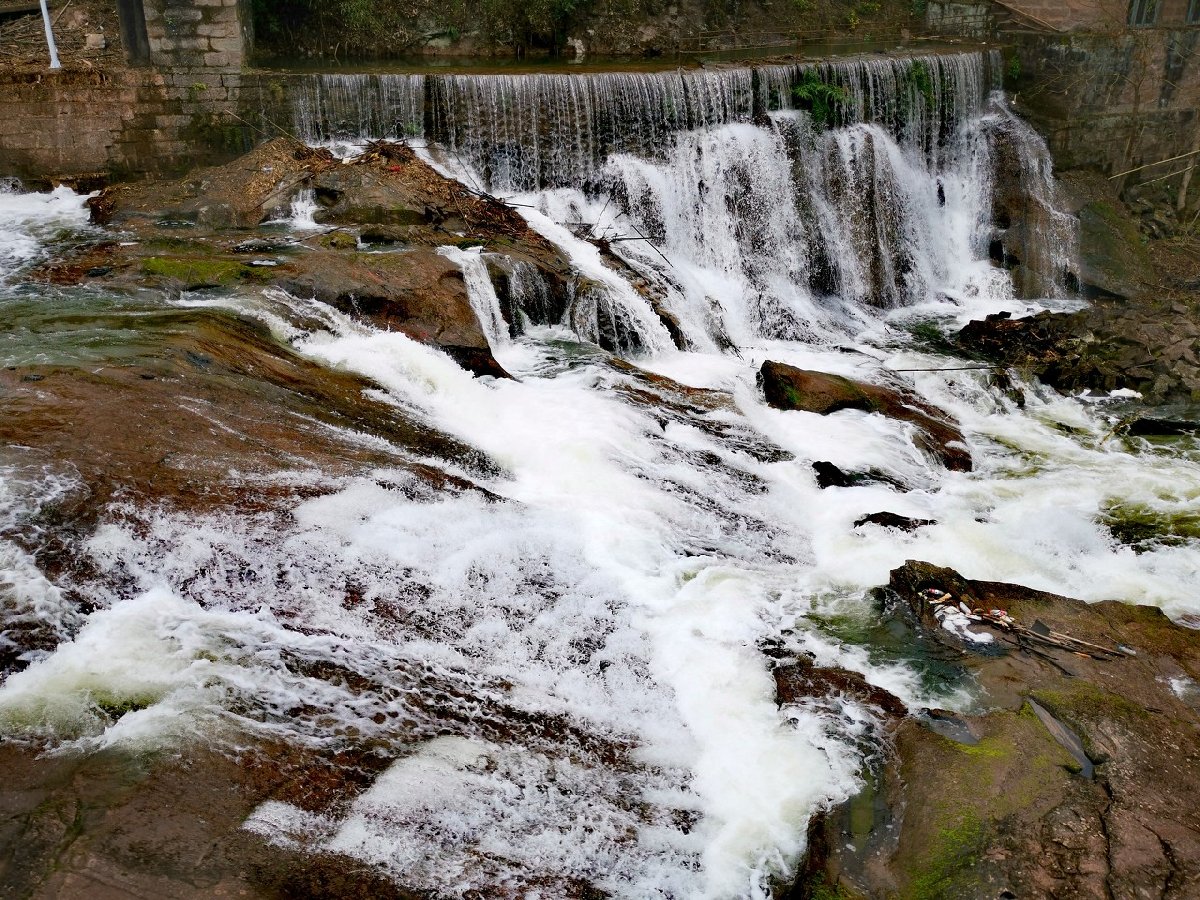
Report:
39,0,62,70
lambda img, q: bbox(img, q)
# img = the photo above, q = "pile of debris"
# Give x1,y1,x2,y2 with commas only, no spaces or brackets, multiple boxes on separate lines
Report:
918,586,1136,660
0,0,121,70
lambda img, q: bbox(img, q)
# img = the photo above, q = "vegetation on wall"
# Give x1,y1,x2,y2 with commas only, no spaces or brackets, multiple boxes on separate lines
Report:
251,0,662,57
251,0,918,59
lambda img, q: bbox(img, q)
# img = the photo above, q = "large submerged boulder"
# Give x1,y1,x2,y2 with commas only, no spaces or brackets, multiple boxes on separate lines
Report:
759,361,973,471
792,561,1200,900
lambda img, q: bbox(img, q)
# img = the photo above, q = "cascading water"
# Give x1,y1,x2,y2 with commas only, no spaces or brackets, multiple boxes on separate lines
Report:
291,53,994,191
2,50,1194,900
291,51,1074,347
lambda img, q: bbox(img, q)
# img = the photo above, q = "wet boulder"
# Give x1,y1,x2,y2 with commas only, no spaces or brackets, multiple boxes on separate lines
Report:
852,512,935,532
275,246,511,379
88,139,329,229
310,167,432,228
759,361,973,471
774,658,908,719
811,461,910,491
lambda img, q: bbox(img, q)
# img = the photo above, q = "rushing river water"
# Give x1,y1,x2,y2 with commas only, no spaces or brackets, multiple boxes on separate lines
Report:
2,51,1200,898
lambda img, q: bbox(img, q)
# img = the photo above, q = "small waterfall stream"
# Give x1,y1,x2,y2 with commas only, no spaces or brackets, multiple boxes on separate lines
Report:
4,51,1191,900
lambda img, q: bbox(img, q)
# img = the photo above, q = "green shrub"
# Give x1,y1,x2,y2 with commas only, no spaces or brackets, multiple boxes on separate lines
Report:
792,70,848,129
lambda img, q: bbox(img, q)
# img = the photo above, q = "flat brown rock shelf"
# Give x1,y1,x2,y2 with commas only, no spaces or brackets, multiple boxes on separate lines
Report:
0,305,493,614
792,561,1200,900
0,741,428,899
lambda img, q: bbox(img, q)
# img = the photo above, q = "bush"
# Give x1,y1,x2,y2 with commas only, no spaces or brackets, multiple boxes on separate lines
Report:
792,70,848,128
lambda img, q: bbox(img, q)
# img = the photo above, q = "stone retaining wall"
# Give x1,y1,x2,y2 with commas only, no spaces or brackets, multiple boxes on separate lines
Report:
1000,0,1195,31
0,0,254,182
143,0,252,70
1,0,1198,194
1012,28,1200,188
0,65,251,183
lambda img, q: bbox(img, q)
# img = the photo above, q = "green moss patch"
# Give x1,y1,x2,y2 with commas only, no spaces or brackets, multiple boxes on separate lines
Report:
94,695,154,720
1099,499,1200,552
142,256,255,288
904,809,989,899
897,713,1076,899
1032,681,1151,731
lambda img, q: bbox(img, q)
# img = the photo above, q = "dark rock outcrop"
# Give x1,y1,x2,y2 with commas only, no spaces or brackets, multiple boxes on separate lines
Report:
957,299,1200,405
759,361,973,471
963,172,1200,405
812,461,910,491
774,659,908,720
852,512,935,532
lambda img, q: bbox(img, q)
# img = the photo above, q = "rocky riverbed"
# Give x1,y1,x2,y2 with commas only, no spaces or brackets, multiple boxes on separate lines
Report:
3,115,1200,899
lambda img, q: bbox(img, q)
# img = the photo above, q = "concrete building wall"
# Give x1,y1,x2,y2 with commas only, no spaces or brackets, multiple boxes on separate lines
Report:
1001,0,1196,31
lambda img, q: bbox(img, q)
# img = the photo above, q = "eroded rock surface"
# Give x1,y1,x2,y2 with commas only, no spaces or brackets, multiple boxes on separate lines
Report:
76,139,594,378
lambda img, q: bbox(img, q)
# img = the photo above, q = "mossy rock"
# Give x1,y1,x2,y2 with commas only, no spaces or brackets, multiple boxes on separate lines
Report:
1099,498,1200,552
317,231,359,251
1077,200,1153,299
1030,681,1152,733
142,256,254,289
895,712,1078,899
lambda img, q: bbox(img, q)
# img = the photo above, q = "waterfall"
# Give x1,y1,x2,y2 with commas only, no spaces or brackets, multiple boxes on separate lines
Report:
438,246,511,350
8,46,1200,900
289,51,1072,339
291,73,426,146
292,53,998,193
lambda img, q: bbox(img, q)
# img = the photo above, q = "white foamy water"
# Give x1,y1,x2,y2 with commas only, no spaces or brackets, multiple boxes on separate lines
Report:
0,184,92,276
0,52,1197,899
286,186,324,230
437,245,511,349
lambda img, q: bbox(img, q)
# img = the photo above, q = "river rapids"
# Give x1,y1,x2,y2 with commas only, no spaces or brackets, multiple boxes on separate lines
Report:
1,51,1198,898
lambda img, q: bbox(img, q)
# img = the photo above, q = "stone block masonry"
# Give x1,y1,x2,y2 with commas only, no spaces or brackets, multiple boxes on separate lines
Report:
999,0,1196,31
0,68,251,182
1,0,1197,190
143,0,251,70
0,0,255,182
